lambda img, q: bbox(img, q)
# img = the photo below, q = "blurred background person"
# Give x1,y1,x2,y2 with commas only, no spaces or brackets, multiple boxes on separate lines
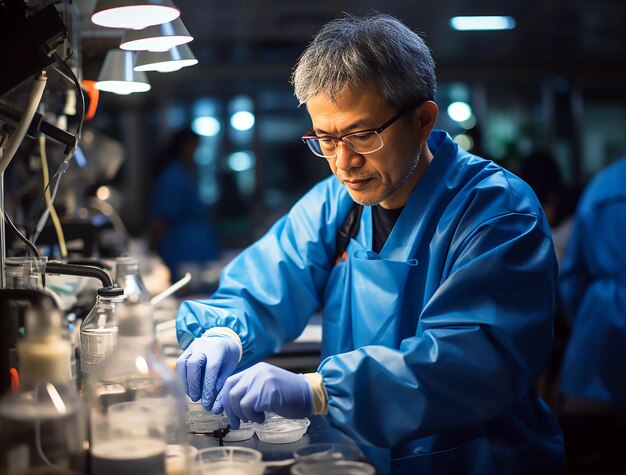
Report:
517,150,577,265
557,155,626,475
149,127,220,282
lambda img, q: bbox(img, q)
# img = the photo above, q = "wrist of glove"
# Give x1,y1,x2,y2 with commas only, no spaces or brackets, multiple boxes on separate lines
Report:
216,362,313,429
175,332,241,410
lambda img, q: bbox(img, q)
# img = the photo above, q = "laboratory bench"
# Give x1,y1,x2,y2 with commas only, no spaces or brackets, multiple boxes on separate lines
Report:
190,414,369,474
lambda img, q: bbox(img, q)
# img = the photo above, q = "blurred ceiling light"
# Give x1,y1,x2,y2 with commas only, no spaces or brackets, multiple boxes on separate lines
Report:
134,44,197,72
449,16,516,31
460,114,477,130
96,186,111,201
227,151,256,172
120,18,192,52
91,0,180,30
447,101,473,122
230,111,255,131
192,116,221,137
454,134,474,151
95,50,151,95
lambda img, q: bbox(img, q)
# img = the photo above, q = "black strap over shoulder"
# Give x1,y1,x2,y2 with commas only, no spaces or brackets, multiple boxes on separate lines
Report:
334,203,364,263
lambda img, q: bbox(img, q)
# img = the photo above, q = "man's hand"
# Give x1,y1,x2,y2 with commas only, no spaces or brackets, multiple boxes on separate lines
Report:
216,362,312,429
175,334,240,410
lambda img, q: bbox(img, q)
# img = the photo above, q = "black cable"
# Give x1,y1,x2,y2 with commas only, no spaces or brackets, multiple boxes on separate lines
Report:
52,52,85,146
4,211,39,257
29,53,86,242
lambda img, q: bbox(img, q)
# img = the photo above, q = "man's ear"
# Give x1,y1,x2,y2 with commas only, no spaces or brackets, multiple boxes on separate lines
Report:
413,101,438,142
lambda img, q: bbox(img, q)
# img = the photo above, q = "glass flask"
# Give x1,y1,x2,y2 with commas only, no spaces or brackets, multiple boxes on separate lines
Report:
0,297,86,474
79,287,126,395
114,256,151,303
87,300,191,475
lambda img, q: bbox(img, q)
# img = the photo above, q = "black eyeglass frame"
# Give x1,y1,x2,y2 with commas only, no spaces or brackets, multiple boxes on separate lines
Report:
301,108,411,158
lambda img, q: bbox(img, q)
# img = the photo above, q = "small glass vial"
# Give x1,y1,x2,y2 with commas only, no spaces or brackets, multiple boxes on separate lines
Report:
0,297,87,474
79,287,126,395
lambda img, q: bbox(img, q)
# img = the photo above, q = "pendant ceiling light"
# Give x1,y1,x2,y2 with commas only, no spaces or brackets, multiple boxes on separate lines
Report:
95,50,151,95
91,0,180,30
120,18,192,52
134,43,198,72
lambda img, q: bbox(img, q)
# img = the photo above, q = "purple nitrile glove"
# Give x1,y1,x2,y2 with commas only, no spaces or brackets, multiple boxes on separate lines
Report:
218,362,312,429
175,334,239,410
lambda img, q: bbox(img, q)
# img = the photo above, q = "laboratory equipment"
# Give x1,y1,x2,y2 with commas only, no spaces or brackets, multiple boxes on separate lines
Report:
184,405,254,441
87,301,191,475
114,256,151,303
253,413,310,444
4,256,47,290
293,443,361,464
195,447,263,475
0,296,86,474
79,286,126,394
186,409,228,433
290,460,376,475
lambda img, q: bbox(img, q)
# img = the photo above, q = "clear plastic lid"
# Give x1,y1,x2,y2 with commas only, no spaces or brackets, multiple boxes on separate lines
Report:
290,460,376,475
196,447,263,475
294,443,362,464
252,413,310,444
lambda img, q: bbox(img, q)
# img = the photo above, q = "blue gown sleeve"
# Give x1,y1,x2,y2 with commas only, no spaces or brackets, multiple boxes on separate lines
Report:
176,180,352,367
319,212,557,448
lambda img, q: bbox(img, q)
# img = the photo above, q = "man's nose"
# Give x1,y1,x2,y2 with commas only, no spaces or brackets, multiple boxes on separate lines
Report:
334,141,363,170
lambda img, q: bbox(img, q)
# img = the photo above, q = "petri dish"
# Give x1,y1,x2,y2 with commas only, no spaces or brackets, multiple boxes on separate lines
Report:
290,460,376,475
186,410,228,433
294,443,361,464
253,415,310,444
223,420,255,441
196,446,264,475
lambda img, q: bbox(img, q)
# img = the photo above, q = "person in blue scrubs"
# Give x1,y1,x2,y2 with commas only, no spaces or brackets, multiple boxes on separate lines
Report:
558,155,626,473
175,14,564,475
150,128,219,281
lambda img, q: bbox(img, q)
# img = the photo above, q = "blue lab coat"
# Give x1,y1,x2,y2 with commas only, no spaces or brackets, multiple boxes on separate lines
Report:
559,156,626,415
177,131,565,474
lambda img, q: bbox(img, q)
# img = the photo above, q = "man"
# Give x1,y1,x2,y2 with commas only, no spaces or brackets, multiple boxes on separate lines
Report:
176,14,564,475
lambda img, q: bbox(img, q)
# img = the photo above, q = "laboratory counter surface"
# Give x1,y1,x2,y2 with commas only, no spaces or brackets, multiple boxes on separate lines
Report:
190,414,372,474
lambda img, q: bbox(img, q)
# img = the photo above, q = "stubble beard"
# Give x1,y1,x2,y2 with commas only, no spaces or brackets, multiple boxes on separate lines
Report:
346,148,422,207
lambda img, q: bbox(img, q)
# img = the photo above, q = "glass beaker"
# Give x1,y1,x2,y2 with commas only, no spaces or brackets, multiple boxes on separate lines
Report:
87,301,191,475
5,256,48,290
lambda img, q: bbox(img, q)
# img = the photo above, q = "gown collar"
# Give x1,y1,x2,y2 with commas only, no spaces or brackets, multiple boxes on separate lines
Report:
358,130,458,260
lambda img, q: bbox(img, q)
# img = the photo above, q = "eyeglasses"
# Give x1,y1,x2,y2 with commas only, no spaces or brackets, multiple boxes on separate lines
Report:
301,109,408,159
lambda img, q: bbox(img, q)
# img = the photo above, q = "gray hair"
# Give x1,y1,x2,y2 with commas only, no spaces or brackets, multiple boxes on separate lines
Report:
291,13,437,110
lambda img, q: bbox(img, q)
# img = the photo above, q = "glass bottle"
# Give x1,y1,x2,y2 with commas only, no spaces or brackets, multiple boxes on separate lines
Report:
87,300,191,475
0,297,86,474
114,256,151,303
79,287,126,395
